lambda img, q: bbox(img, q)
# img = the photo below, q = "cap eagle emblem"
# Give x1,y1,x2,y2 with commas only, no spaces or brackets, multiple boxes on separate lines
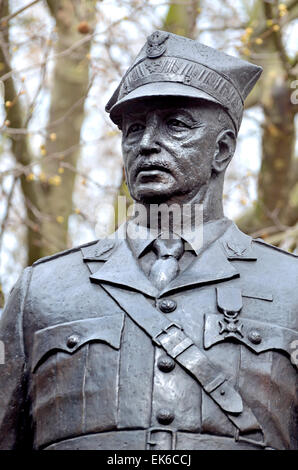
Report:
146,31,169,58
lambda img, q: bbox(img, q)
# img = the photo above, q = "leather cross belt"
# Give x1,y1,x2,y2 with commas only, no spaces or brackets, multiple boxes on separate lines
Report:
100,283,262,435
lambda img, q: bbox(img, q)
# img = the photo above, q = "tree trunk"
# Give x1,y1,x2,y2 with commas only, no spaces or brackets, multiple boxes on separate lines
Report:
163,0,200,39
0,0,97,265
30,0,97,262
237,0,298,240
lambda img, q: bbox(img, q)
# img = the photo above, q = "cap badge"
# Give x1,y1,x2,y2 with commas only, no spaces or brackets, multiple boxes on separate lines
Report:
146,31,169,59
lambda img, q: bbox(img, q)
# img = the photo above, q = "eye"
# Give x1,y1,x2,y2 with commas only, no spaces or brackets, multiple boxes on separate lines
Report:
127,123,145,136
167,118,188,129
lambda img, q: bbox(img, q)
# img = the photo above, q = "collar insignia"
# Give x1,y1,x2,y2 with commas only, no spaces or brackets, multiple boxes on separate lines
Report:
226,240,247,257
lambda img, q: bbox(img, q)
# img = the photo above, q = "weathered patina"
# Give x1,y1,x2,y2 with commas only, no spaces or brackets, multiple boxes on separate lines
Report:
0,31,297,450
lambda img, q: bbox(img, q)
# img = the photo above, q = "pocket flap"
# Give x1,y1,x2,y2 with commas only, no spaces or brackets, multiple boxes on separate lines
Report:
32,313,124,372
204,313,297,357
241,288,273,302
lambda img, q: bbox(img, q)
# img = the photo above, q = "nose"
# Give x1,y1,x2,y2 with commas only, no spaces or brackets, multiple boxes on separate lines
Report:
139,115,161,156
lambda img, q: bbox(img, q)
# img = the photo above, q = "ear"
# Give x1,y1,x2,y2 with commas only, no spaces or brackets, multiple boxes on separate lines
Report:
212,129,236,174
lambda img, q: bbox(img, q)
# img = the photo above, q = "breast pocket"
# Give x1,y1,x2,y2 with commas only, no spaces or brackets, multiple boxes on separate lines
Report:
204,313,297,358
31,314,124,449
203,300,298,449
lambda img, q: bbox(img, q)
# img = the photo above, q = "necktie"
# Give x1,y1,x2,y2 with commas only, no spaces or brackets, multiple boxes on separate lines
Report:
149,237,184,291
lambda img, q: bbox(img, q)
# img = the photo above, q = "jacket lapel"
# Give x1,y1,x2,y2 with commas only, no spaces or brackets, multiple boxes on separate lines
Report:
87,239,159,298
158,222,258,296
82,221,258,299
160,240,239,296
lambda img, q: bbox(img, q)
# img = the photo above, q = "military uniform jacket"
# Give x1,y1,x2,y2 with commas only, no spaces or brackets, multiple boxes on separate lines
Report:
0,221,297,450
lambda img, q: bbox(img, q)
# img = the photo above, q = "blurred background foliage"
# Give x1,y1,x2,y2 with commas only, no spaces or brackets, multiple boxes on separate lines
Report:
0,0,297,305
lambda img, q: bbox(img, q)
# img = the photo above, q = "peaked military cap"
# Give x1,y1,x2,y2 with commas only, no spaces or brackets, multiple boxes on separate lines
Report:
106,30,262,132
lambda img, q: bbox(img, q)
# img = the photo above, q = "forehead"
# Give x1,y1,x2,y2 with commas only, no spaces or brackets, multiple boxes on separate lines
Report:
121,97,220,121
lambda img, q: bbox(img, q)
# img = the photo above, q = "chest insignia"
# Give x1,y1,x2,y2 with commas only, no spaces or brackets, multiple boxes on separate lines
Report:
216,287,244,339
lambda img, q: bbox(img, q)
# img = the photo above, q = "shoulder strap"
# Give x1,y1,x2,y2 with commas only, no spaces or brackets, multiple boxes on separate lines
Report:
100,282,262,435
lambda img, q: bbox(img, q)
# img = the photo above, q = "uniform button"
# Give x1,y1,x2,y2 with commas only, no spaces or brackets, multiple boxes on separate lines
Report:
158,299,177,313
66,334,80,348
248,330,262,344
157,409,175,425
157,355,175,372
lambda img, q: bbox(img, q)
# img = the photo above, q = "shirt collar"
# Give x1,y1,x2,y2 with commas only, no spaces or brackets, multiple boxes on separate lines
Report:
126,217,232,259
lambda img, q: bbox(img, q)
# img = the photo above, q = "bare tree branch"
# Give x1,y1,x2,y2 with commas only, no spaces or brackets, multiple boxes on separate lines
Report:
0,0,41,26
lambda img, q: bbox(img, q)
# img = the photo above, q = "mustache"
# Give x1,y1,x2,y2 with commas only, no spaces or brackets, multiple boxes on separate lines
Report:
133,158,174,176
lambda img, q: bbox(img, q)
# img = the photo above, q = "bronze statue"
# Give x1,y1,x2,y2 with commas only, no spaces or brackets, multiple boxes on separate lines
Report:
0,31,297,450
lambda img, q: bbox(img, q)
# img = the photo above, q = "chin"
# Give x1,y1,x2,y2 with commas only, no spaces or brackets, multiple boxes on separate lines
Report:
133,185,177,204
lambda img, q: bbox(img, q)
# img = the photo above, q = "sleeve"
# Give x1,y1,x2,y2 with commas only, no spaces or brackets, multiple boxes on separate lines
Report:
0,267,32,449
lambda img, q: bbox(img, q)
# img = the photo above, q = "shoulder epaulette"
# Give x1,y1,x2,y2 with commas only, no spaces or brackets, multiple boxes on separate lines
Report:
33,239,98,266
253,238,298,258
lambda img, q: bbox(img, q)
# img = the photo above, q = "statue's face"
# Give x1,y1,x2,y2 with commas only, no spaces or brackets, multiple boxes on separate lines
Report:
121,97,224,204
